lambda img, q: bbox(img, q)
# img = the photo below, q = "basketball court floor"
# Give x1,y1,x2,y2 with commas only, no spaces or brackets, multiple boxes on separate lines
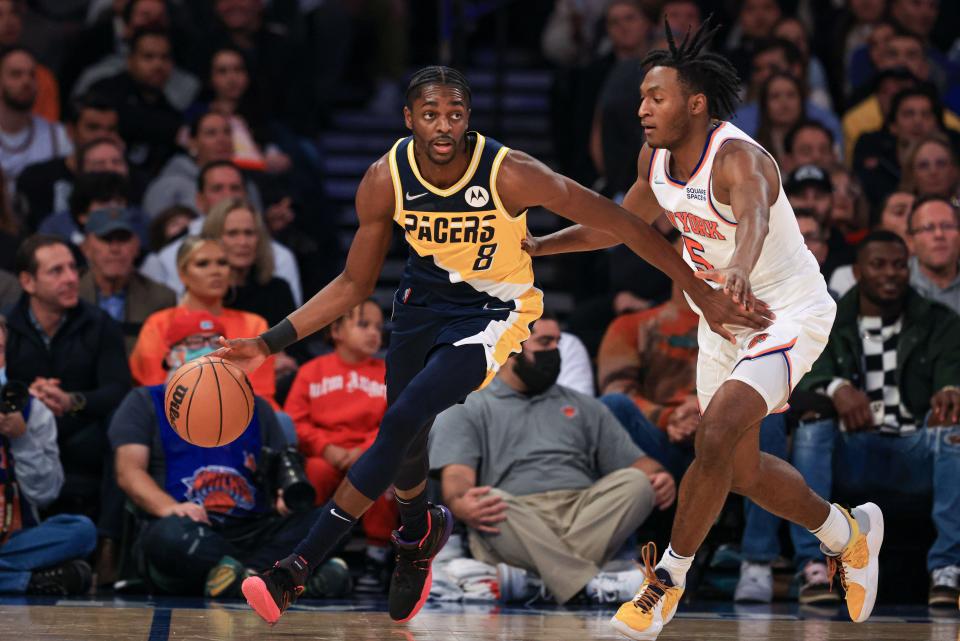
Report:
4,597,958,641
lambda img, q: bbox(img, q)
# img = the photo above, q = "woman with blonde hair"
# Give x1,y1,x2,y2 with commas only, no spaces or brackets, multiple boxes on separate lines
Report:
129,236,278,407
900,134,960,203
201,198,296,328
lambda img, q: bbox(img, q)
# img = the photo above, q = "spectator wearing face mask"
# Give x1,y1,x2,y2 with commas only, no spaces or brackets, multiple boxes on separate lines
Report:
430,315,672,605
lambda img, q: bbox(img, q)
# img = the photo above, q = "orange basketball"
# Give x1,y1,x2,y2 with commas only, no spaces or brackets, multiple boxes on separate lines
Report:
164,356,255,448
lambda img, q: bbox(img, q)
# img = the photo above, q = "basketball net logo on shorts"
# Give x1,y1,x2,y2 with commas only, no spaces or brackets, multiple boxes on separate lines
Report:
181,464,256,514
748,333,770,350
465,186,489,207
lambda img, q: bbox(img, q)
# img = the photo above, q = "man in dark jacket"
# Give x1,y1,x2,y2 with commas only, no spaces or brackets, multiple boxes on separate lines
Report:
790,230,960,608
5,234,131,579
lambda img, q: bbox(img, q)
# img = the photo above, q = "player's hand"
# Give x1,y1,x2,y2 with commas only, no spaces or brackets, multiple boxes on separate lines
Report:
696,287,774,344
451,486,507,534
646,471,676,510
695,265,757,311
521,232,543,257
342,447,364,469
929,387,960,426
832,384,874,432
165,501,211,525
211,337,269,374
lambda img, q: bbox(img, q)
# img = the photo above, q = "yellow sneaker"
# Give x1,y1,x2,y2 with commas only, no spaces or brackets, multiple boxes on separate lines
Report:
610,543,684,640
826,502,884,623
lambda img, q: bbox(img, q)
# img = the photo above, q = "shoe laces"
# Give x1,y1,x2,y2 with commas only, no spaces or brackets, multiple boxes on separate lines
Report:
932,566,960,588
632,542,670,613
826,530,868,593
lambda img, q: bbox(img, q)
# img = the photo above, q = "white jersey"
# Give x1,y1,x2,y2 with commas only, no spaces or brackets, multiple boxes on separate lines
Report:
648,121,826,312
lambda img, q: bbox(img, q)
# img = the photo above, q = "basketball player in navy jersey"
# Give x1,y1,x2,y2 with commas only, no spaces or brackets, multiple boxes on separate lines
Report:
526,20,884,640
215,65,769,626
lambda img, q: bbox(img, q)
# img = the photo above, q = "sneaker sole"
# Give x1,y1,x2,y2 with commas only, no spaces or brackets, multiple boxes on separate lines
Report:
242,576,281,625
851,502,884,623
928,594,960,607
798,591,842,605
609,616,661,641
390,505,455,624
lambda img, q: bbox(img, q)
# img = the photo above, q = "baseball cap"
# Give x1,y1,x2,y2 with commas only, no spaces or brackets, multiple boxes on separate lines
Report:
165,311,226,347
785,165,832,195
85,207,135,237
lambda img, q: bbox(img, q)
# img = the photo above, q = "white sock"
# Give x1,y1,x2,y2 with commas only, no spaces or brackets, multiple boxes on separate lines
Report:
811,504,852,555
656,545,693,587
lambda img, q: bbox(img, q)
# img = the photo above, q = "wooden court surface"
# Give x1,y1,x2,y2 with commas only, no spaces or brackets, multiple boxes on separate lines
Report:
2,601,959,641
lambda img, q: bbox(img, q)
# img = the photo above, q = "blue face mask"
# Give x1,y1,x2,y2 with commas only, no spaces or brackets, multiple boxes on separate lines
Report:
183,346,216,363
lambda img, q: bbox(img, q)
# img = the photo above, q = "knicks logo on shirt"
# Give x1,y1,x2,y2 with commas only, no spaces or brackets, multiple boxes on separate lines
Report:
748,333,769,349
403,212,496,244
666,211,726,241
181,464,256,514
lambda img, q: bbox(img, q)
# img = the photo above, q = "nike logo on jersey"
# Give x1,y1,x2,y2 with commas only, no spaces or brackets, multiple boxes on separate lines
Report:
330,508,353,522
406,191,428,201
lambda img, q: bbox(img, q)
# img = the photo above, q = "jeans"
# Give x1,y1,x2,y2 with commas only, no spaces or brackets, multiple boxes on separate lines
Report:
0,514,97,593
790,418,960,572
275,411,298,447
140,508,321,595
602,394,787,562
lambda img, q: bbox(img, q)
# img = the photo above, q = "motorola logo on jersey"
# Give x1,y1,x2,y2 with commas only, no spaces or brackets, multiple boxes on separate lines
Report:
403,212,496,244
465,186,490,207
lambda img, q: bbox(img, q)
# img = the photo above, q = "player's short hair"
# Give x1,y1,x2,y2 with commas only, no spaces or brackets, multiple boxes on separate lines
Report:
641,15,741,120
405,66,472,109
856,229,908,261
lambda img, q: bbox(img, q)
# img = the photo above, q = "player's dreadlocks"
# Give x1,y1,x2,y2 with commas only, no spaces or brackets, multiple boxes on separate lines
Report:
641,16,741,121
405,66,472,108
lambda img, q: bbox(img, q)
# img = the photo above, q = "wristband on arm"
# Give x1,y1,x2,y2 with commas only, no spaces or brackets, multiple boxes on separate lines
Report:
259,318,299,354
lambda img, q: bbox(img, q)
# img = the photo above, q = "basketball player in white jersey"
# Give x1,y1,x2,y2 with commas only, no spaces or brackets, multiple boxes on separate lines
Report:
526,20,883,640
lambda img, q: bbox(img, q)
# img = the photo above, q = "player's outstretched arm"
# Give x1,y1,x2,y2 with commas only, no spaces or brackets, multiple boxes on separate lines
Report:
693,141,778,312
498,150,772,342
214,157,396,372
525,145,661,256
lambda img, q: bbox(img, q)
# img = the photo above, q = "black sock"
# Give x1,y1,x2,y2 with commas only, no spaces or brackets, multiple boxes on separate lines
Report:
293,499,357,567
396,491,429,542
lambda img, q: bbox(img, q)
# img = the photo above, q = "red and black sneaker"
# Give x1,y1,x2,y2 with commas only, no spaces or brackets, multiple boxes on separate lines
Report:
388,503,454,622
241,554,308,625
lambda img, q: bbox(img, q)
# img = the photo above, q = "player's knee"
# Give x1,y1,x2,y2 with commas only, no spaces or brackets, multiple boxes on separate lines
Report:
695,418,738,467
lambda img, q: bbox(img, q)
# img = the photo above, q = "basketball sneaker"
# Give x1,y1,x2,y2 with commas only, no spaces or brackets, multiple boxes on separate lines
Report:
388,503,453,622
610,543,684,641
241,554,308,625
825,502,884,623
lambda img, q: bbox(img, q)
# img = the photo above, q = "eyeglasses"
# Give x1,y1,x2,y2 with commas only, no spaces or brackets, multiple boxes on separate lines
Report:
916,159,950,171
910,222,959,235
179,335,222,349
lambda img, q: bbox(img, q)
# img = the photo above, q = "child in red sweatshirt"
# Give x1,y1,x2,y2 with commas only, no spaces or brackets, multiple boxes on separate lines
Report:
284,300,396,590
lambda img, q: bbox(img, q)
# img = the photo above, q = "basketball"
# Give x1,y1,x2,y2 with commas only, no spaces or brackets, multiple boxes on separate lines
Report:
164,356,256,448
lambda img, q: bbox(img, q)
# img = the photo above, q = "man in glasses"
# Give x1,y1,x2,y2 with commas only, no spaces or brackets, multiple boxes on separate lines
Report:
908,195,960,314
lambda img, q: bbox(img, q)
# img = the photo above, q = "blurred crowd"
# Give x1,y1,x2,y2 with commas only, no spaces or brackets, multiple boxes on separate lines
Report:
0,0,956,612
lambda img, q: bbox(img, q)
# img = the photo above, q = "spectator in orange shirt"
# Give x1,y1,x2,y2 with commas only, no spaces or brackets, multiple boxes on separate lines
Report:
284,300,396,593
0,0,58,122
129,235,276,406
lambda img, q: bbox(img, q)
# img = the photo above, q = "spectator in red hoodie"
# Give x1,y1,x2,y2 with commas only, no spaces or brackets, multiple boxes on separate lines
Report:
283,299,395,592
